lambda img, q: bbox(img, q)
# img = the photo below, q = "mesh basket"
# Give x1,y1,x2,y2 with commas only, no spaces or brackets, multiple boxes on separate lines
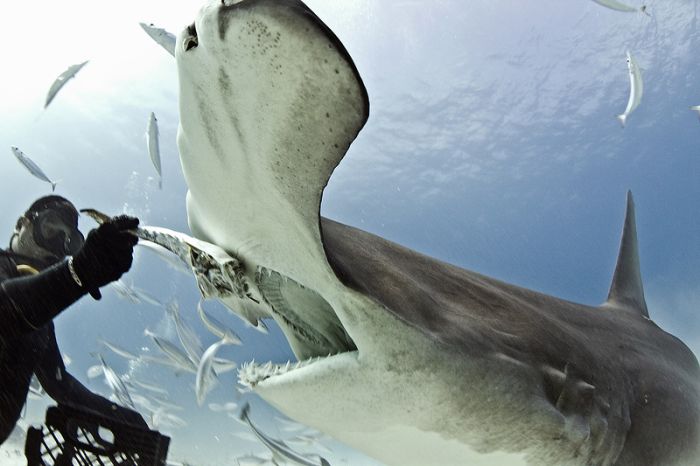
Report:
24,404,170,466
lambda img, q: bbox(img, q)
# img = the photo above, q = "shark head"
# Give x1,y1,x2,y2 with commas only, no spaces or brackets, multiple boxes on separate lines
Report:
175,1,700,465
175,0,367,361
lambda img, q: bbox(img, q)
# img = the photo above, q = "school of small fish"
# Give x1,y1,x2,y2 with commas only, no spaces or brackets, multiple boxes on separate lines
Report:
85,267,336,464
97,291,242,407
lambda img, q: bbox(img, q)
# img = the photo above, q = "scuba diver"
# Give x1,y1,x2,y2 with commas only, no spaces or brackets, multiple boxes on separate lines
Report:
0,195,147,444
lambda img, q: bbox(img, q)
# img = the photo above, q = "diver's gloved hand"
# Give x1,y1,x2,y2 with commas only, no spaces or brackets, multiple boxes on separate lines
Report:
72,215,139,300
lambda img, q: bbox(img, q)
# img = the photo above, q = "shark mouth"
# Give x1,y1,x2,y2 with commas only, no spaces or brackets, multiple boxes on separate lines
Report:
239,356,336,388
238,267,357,388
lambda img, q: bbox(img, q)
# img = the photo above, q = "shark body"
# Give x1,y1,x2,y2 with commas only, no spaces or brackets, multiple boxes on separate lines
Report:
174,1,700,464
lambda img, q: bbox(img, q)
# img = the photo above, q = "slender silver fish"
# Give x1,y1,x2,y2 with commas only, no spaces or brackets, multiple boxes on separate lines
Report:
208,401,238,412
110,280,140,304
111,279,162,307
197,300,242,345
10,146,58,191
135,288,162,307
195,334,237,406
98,354,135,410
143,328,197,373
691,105,700,121
167,300,204,365
139,22,176,57
45,61,88,108
212,357,238,375
146,112,162,189
152,408,187,429
99,338,140,360
138,354,189,374
287,435,333,454
86,364,103,379
233,454,275,466
79,207,259,306
590,0,644,13
618,50,643,127
128,378,169,396
138,241,191,275
130,393,158,414
166,460,197,466
125,281,162,306
233,431,259,443
275,416,306,433
149,396,184,412
239,403,331,466
28,375,46,400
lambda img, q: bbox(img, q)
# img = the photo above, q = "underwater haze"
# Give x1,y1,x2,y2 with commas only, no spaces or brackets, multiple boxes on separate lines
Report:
0,0,698,464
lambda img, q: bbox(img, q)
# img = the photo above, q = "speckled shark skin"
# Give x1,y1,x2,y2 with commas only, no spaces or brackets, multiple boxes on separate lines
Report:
174,1,700,464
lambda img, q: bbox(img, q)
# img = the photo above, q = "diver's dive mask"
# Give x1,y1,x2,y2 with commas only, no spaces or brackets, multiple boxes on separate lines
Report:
29,208,84,258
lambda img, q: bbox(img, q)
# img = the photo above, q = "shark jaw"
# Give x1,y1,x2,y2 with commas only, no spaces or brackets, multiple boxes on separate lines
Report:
235,287,537,466
221,256,543,465
232,264,359,390
238,350,358,390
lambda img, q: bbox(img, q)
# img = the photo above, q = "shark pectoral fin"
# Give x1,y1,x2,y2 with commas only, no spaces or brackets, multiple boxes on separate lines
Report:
605,191,649,317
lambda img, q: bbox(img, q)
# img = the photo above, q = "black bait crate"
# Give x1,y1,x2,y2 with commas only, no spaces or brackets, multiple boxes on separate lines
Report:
24,404,170,466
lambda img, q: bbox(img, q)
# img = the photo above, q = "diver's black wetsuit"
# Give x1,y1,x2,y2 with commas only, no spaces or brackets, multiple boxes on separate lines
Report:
0,249,146,444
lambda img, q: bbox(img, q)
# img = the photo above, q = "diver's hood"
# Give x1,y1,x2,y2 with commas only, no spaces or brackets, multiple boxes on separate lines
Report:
26,198,84,259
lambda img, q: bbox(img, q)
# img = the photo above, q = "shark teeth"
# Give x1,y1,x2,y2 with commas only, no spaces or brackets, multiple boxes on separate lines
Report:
238,355,333,387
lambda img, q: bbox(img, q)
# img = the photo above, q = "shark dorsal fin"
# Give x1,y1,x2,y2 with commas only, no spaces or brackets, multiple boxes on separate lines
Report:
606,191,649,317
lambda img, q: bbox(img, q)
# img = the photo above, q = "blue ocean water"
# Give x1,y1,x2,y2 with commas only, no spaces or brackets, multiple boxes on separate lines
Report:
0,1,697,464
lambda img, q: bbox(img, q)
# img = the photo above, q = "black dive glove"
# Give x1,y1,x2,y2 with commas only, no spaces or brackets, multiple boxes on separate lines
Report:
72,215,139,300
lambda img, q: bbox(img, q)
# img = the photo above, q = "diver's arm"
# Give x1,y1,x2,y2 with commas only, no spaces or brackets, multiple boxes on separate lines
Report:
0,259,86,339
0,215,140,340
36,324,149,429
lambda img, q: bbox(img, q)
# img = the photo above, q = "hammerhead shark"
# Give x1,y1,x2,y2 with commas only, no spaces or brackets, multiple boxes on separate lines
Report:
172,0,699,464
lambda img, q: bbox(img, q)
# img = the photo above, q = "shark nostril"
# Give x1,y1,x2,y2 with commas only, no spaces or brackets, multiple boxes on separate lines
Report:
184,22,198,52
184,37,198,51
